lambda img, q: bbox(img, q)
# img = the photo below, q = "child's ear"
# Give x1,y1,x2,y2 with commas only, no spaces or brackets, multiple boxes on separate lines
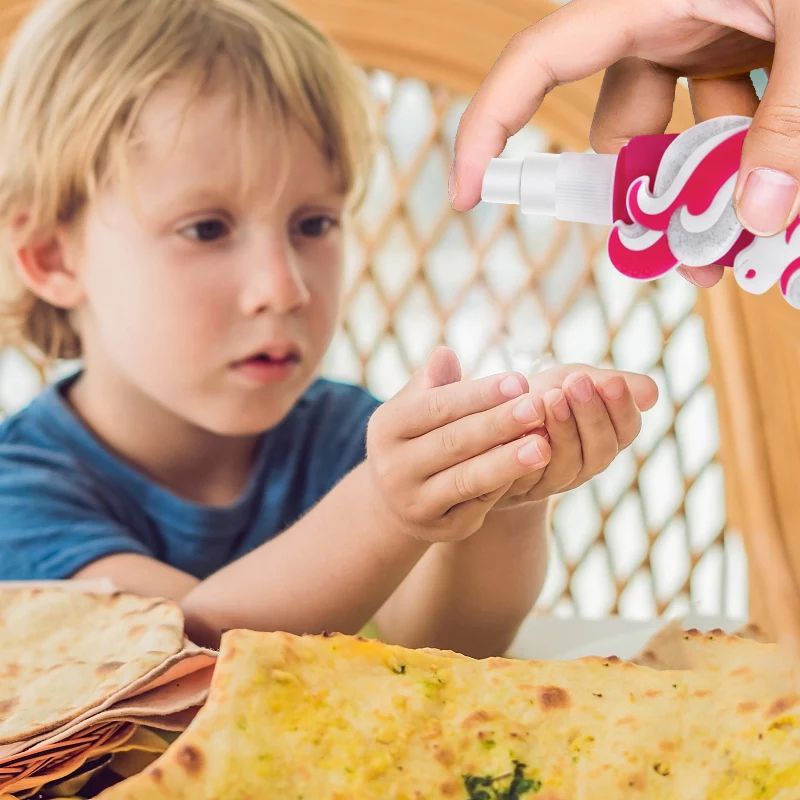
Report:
12,222,84,309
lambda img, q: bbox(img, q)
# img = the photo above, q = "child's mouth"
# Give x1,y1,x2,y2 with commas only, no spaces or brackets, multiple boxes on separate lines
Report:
231,352,301,384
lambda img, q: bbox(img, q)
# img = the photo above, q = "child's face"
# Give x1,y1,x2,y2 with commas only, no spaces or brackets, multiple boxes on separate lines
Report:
66,80,346,436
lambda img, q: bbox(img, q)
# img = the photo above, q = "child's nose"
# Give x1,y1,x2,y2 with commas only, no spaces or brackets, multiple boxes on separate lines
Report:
239,243,310,316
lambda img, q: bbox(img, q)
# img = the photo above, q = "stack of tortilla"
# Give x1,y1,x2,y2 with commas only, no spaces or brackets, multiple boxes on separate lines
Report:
0,583,215,799
96,627,800,799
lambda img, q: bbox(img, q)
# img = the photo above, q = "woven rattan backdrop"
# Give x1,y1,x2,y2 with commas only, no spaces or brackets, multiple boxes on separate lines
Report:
0,68,748,621
322,71,748,620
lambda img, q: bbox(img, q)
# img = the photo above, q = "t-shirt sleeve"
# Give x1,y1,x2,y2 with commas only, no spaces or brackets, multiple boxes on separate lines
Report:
310,381,381,495
0,445,153,580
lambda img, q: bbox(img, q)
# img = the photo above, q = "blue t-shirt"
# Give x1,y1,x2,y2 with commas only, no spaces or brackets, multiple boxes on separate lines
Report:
0,375,379,580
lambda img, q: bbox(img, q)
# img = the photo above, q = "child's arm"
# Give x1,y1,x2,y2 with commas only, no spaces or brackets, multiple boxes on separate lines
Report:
372,358,657,657
78,350,552,647
372,501,550,658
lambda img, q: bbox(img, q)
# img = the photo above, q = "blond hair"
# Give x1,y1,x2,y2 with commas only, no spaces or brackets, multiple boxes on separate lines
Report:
0,0,372,360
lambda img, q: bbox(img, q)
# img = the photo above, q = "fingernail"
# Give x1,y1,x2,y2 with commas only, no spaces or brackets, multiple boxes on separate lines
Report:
600,376,625,401
550,391,571,423
567,375,594,404
499,374,525,399
737,168,799,236
518,438,546,467
448,162,458,205
512,395,542,424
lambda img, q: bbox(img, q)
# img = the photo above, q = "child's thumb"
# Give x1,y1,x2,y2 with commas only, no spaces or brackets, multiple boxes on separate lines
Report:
735,2,800,236
409,346,462,391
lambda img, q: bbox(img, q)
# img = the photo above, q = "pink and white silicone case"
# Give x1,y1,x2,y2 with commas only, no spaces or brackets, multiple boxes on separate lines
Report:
608,116,800,308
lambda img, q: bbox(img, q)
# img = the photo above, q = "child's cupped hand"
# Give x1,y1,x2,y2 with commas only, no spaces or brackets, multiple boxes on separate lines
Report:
490,362,658,510
366,347,553,544
366,347,658,542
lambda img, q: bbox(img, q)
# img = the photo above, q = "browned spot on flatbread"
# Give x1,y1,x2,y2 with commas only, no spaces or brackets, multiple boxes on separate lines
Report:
616,716,636,726
769,696,799,717
1,663,19,679
644,689,662,698
462,710,492,728
440,780,459,795
422,719,443,740
127,624,146,638
0,697,18,720
96,661,124,676
434,746,455,766
738,701,758,713
538,686,570,710
731,666,751,677
694,690,711,698
625,772,645,790
487,657,511,669
176,744,204,774
150,766,163,782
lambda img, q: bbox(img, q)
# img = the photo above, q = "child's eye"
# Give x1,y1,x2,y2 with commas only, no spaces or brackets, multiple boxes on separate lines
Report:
181,218,230,243
296,215,339,238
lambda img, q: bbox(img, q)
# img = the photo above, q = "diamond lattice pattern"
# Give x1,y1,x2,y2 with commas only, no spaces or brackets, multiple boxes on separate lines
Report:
323,71,747,620
0,71,747,620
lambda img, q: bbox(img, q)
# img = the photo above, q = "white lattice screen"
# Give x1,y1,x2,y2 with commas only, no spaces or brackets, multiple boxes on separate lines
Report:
0,69,748,620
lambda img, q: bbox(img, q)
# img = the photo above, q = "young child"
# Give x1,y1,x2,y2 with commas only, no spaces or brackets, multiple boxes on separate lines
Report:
0,0,657,656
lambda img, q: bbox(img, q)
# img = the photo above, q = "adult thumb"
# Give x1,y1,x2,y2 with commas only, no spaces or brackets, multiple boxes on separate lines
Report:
735,1,800,237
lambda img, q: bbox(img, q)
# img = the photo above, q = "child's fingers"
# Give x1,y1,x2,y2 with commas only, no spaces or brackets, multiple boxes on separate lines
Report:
531,365,658,411
595,376,643,450
499,387,579,500
414,392,546,475
620,371,658,412
393,371,530,439
444,484,513,537
531,387,583,494
563,371,618,478
422,432,551,517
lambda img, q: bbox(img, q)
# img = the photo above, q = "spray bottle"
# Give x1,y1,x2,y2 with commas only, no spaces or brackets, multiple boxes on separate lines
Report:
481,116,800,308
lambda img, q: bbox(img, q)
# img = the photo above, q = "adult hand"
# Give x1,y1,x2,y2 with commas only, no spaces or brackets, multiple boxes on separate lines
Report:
452,0,798,287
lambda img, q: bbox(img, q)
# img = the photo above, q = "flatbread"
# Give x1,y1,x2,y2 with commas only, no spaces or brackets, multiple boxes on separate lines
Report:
0,588,186,744
0,586,215,798
97,631,800,799
0,723,135,794
634,622,787,676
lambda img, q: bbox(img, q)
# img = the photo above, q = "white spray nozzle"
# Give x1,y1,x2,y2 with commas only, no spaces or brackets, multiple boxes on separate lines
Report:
481,158,524,205
481,152,616,225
